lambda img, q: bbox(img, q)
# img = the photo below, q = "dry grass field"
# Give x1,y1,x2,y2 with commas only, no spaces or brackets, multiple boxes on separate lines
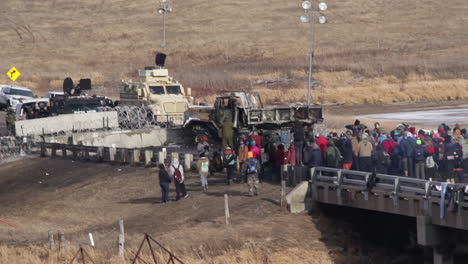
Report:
0,0,467,104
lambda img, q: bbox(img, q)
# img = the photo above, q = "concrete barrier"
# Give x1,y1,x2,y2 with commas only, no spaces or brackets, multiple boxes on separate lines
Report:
285,181,313,213
15,111,119,137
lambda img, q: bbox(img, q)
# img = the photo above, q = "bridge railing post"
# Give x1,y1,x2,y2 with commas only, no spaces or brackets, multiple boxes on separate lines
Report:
310,167,318,200
336,170,343,205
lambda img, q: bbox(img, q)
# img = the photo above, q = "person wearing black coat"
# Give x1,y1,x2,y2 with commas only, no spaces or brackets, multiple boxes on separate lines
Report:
303,141,322,168
292,121,305,165
338,135,353,170
158,164,171,203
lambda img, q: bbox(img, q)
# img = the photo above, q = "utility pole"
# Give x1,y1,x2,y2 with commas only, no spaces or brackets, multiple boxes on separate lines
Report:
300,1,328,107
157,0,173,49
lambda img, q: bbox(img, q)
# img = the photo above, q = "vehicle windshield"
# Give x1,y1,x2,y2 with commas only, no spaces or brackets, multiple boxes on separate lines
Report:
9,88,33,97
166,85,181,95
149,86,165,95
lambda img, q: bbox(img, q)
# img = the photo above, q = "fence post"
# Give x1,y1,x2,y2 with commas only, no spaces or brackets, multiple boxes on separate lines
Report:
51,145,57,157
109,146,117,162
224,194,230,225
158,151,166,165
89,233,95,247
72,146,78,160
48,230,55,251
58,232,65,251
40,142,46,157
281,179,286,208
118,220,125,258
84,147,90,161
145,149,153,166
62,145,67,158
184,153,193,170
96,147,104,162
132,149,140,165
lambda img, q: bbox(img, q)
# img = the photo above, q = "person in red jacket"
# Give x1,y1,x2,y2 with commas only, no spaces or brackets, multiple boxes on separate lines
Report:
316,134,329,153
250,131,262,150
382,136,397,156
274,144,287,182
382,136,398,174
286,143,296,165
250,139,261,161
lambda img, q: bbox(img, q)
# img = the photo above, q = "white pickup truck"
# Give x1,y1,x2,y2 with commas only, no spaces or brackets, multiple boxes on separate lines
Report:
0,85,34,110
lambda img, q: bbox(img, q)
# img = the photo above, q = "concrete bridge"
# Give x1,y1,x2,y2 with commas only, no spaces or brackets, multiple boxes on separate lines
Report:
283,165,468,264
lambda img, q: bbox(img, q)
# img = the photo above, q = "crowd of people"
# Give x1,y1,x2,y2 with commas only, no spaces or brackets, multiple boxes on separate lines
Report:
157,119,468,203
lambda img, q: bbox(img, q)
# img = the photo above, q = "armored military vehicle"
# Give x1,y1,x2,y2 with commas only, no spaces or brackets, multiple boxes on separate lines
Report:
183,91,323,143
119,53,193,125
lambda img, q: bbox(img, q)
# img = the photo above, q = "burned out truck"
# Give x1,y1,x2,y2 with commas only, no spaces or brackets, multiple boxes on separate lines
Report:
183,91,323,144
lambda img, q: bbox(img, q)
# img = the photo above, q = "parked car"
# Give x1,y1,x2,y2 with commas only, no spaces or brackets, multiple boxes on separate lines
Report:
0,85,35,110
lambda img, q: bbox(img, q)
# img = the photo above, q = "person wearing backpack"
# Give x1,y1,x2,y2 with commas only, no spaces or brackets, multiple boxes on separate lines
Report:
444,136,463,183
197,153,210,191
400,132,416,177
170,157,188,201
414,139,428,180
243,151,260,196
224,147,237,185
423,135,437,180
158,164,171,203
325,140,342,168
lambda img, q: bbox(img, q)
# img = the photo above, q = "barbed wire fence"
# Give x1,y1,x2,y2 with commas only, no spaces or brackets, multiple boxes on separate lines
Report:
97,106,182,130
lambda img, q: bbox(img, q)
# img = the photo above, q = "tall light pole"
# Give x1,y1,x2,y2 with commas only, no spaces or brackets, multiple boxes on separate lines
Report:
157,0,173,49
300,1,328,107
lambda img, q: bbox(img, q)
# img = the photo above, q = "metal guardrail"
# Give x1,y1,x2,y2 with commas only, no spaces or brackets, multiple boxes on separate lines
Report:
282,165,468,231
309,166,459,202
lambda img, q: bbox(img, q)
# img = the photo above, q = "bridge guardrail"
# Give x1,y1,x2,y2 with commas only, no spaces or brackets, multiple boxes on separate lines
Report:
282,164,468,228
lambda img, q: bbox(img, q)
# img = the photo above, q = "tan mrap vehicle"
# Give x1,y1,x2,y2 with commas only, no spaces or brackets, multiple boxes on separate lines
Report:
119,54,193,126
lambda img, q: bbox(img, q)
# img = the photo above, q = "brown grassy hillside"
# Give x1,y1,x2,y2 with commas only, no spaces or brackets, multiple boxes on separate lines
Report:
0,0,467,104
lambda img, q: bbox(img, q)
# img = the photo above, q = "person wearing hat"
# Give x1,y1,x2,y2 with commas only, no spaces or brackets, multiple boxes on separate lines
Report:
223,147,237,185
250,139,261,161
414,139,428,180
197,135,210,156
197,153,210,191
243,151,260,196
357,134,373,172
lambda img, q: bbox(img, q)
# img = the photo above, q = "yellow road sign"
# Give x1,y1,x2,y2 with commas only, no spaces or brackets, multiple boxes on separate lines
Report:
6,67,21,81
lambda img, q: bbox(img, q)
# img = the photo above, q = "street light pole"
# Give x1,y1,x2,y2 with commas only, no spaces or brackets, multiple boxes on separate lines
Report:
157,0,173,49
300,1,328,107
